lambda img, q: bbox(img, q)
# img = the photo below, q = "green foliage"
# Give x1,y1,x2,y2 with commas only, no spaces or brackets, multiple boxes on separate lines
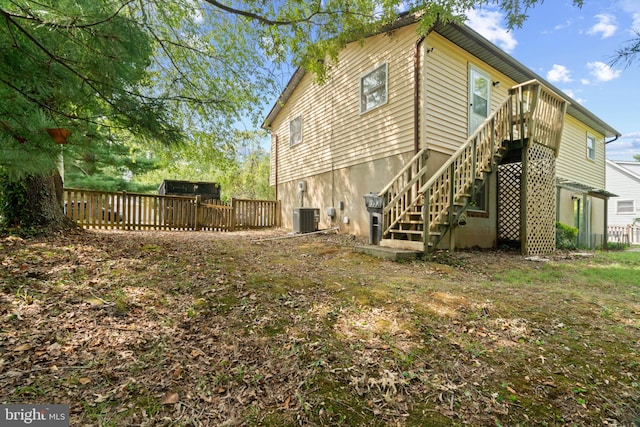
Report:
133,131,273,200
0,171,31,229
63,139,161,193
556,222,578,249
0,0,180,178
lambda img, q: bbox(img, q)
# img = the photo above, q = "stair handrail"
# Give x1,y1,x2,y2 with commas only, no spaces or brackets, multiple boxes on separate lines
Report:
378,147,429,196
378,147,429,236
418,99,512,195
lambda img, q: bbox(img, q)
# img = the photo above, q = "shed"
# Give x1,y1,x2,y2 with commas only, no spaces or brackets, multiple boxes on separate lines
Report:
158,180,221,202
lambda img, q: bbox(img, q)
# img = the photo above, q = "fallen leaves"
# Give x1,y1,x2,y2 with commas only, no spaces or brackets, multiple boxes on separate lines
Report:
160,391,180,405
13,343,32,352
0,230,638,426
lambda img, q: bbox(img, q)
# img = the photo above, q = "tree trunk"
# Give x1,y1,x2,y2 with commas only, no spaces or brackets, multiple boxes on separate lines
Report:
1,170,76,233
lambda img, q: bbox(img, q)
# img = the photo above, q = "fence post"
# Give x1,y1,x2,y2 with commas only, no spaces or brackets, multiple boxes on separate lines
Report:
230,198,236,231
122,191,128,230
194,195,202,231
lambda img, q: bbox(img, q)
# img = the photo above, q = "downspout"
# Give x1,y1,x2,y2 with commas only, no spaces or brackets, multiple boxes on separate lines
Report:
274,133,279,202
605,135,620,144
414,36,426,154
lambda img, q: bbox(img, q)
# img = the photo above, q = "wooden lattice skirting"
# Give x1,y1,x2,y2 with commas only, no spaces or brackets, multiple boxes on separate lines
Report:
522,142,556,256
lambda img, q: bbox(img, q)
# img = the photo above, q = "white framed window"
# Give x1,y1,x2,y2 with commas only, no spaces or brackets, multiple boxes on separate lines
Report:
617,200,636,215
360,63,388,113
586,134,596,160
289,115,302,146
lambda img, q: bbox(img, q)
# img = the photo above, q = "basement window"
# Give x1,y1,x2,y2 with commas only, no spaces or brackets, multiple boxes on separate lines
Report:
289,115,302,146
360,63,388,113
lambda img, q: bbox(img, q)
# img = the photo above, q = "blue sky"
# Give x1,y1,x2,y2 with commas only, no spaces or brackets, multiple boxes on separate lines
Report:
466,0,640,161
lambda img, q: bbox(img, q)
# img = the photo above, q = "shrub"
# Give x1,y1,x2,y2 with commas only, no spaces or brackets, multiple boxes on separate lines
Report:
556,222,578,249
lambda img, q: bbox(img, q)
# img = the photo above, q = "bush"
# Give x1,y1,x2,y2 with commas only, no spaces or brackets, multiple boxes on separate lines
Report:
556,222,578,249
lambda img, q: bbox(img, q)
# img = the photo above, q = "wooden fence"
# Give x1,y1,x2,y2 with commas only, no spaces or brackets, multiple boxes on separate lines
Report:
608,225,640,245
63,188,280,231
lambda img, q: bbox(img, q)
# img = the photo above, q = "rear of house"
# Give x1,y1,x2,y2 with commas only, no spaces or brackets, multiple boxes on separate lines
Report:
263,18,620,255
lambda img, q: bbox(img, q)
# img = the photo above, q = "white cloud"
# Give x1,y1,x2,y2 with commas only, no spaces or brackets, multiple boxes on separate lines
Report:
546,64,573,83
586,61,622,82
560,88,586,104
607,133,640,161
562,88,575,98
617,1,640,32
633,13,640,32
554,19,574,31
587,14,618,38
466,8,517,53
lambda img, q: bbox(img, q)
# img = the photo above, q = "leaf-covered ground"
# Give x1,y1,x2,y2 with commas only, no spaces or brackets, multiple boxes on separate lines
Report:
0,229,639,426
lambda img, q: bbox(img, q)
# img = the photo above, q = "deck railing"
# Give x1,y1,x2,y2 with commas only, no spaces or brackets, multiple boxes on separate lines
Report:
379,80,569,251
510,79,569,154
379,148,429,236
63,188,280,231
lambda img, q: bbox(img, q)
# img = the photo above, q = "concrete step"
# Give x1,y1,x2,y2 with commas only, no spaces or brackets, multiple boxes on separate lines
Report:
355,244,422,261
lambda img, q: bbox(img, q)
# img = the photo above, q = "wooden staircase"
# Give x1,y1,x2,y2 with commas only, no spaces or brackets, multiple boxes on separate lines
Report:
378,80,569,252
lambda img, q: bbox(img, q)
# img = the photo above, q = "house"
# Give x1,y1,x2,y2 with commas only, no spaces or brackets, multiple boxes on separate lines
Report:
606,160,640,244
262,16,620,255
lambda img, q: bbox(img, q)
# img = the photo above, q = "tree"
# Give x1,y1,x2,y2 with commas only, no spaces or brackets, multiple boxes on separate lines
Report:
611,31,640,69
0,1,178,231
1,0,583,233
218,131,273,200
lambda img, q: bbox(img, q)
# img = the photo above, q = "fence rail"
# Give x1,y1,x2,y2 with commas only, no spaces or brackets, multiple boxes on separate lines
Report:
63,188,280,231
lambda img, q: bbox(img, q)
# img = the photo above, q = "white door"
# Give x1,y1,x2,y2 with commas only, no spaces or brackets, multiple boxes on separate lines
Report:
469,67,491,135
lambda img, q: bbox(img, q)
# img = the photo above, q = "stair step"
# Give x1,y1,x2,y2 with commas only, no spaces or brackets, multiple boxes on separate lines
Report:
392,229,423,236
400,220,423,225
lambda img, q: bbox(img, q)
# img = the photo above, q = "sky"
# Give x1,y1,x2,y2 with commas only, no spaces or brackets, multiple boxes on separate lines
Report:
466,0,640,161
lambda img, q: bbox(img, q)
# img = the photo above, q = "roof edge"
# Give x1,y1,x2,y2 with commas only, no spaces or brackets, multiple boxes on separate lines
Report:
262,17,621,140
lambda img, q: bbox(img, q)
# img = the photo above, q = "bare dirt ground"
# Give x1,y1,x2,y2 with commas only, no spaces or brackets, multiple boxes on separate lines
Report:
0,228,638,426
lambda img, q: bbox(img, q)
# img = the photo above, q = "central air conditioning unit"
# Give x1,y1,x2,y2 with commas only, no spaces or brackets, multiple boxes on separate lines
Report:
293,207,319,233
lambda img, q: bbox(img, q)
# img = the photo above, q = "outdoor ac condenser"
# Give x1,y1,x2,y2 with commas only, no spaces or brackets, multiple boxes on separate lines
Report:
293,207,319,233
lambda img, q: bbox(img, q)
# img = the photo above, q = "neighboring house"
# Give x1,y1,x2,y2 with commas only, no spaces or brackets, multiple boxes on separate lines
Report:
262,16,620,255
606,160,640,244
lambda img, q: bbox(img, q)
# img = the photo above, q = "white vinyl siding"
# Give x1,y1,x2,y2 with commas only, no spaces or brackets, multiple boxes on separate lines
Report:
360,63,388,113
607,161,640,226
